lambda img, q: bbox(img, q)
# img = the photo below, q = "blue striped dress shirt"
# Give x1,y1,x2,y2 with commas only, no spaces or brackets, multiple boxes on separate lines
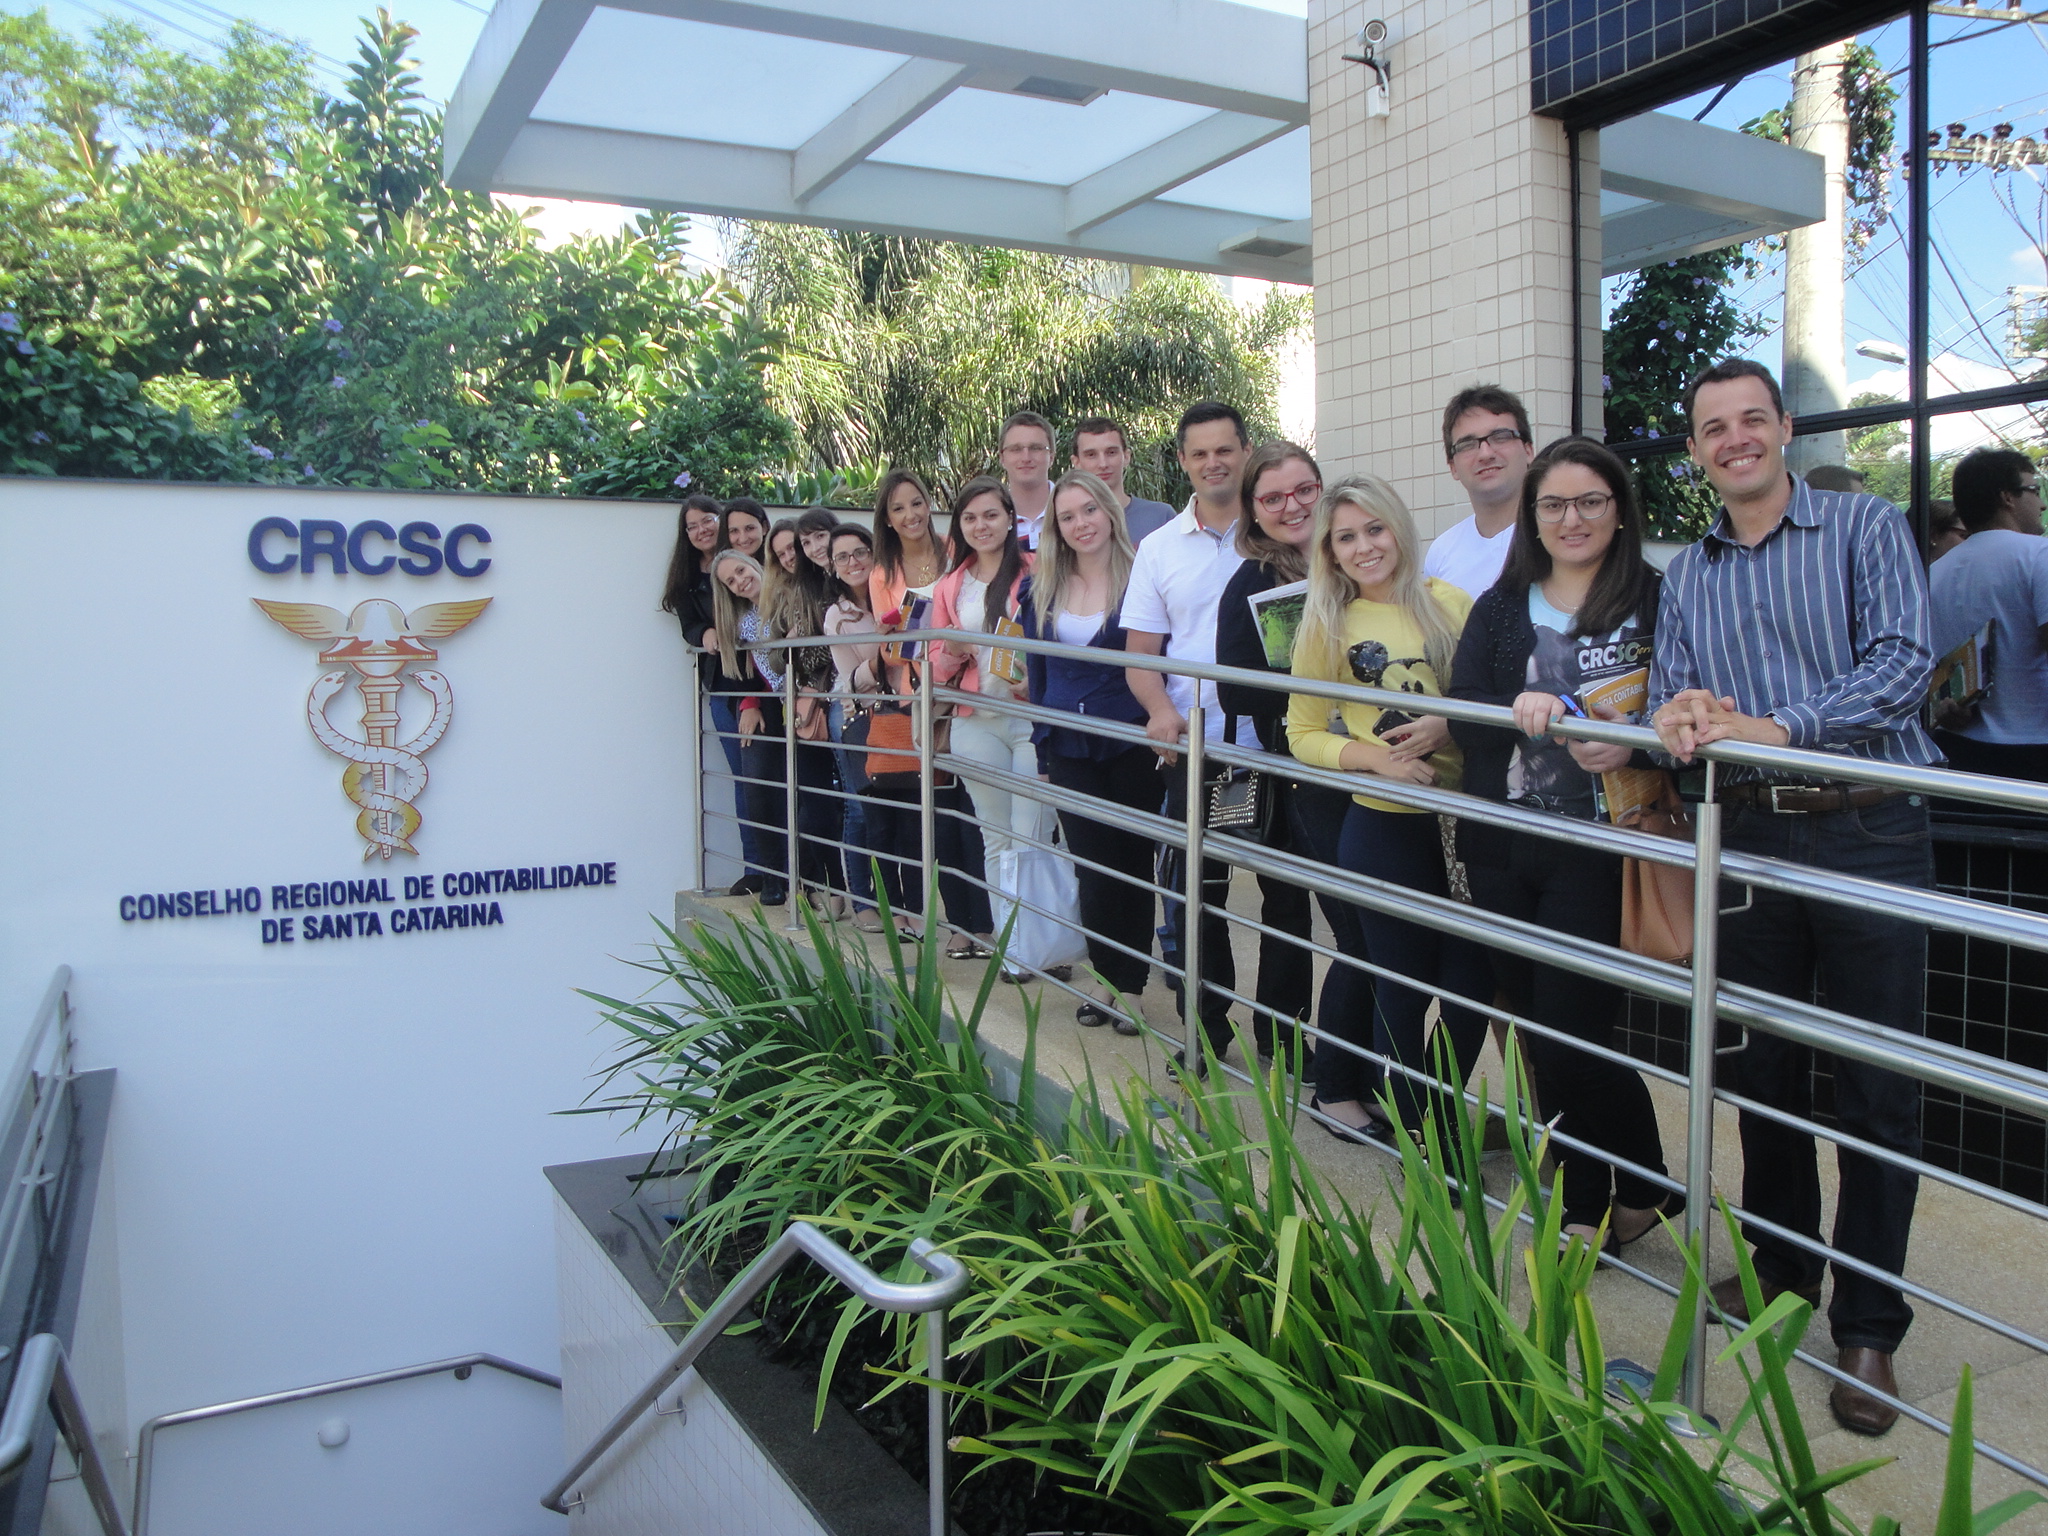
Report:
1649,477,1939,774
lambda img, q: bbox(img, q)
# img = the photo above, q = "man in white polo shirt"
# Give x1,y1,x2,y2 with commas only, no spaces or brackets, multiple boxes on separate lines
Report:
1071,413,1177,545
998,410,1056,549
1424,384,1535,600
1124,401,1251,1068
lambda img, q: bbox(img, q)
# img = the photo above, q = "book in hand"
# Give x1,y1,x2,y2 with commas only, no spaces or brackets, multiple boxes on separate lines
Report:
1247,580,1309,669
1929,622,1993,730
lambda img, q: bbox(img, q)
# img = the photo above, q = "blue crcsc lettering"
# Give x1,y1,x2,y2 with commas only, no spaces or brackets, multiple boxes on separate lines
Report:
347,520,398,575
445,523,491,577
249,517,297,573
299,519,347,574
245,519,486,577
398,522,443,576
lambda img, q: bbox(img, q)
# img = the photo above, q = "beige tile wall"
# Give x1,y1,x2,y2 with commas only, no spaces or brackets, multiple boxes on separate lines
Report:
1310,0,1602,538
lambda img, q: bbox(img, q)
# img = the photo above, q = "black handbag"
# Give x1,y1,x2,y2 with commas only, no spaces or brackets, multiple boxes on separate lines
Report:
1205,714,1278,843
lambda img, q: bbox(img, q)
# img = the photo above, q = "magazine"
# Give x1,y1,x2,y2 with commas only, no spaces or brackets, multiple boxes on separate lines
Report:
1247,580,1309,669
1929,622,1993,730
985,614,1028,686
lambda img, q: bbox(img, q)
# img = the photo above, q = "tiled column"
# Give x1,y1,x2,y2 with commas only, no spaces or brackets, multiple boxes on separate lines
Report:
1310,0,1602,538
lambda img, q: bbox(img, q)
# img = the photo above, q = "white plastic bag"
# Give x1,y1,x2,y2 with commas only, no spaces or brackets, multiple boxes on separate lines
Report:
992,846,1088,973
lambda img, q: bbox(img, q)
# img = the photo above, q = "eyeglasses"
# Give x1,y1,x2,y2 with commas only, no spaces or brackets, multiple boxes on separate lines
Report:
1002,441,1050,456
1449,427,1528,459
1533,491,1615,523
832,549,872,569
1254,480,1322,513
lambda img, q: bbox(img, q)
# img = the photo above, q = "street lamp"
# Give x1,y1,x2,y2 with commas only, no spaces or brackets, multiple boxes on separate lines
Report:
1856,339,1909,364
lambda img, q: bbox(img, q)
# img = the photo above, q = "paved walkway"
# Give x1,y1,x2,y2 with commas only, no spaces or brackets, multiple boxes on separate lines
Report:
675,883,2048,1535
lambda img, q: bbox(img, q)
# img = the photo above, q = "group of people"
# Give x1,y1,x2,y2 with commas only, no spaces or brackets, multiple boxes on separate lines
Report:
665,359,2045,1445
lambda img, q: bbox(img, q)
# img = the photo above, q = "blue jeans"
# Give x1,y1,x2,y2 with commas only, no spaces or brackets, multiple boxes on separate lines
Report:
1334,804,1490,1135
828,701,874,907
1717,793,1932,1353
709,692,773,884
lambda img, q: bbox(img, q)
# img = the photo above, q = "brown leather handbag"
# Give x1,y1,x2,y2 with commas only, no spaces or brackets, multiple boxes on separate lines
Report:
1613,770,1694,963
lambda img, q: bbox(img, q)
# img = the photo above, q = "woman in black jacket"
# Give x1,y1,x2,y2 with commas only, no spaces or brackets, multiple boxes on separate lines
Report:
1448,436,1675,1250
1213,441,1359,1084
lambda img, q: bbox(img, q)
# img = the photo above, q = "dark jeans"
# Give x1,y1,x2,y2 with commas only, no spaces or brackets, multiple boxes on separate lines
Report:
1932,730,2048,784
710,692,773,883
863,784,994,933
742,713,839,896
1718,793,1932,1353
1333,803,1490,1134
1162,758,1239,1051
1048,746,1160,997
1292,780,1377,1103
1466,829,1668,1227
1252,777,1315,1060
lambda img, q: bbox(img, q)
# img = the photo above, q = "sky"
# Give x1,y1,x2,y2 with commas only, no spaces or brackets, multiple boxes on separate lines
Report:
1630,9,2048,456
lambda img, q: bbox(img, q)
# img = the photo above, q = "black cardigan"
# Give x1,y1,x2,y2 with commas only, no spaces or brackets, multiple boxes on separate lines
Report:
1213,558,1300,760
1448,570,1662,850
675,562,721,690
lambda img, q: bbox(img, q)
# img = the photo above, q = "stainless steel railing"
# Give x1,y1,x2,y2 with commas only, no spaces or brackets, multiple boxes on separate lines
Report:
543,1220,968,1530
131,1352,561,1536
0,967,128,1536
687,625,2048,1489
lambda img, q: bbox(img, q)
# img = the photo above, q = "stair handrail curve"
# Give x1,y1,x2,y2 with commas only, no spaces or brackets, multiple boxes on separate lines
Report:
0,1333,128,1536
543,1220,969,1534
131,1352,561,1536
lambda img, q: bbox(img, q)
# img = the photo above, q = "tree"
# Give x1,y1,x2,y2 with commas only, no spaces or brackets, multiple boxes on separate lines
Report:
0,8,793,496
727,224,1310,506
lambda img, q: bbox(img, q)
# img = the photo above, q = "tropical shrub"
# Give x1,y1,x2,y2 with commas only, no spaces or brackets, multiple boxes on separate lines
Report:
586,907,2040,1536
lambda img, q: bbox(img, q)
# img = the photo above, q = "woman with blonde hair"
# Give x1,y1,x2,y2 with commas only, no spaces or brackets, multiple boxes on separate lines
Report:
1021,469,1152,1031
1286,474,1490,1148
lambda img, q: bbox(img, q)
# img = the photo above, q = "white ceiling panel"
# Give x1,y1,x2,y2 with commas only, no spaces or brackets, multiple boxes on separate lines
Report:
1157,127,1310,221
532,8,910,149
868,88,1216,187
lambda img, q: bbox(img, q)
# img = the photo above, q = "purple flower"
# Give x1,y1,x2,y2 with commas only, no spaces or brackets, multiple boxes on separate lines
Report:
415,418,431,428
0,312,18,333
250,444,275,461
303,465,317,477
322,318,344,334
331,375,347,389
672,469,693,489
1601,373,1612,390
14,339,32,355
1656,320,1671,331
26,430,49,445
1668,464,1684,478
573,410,586,423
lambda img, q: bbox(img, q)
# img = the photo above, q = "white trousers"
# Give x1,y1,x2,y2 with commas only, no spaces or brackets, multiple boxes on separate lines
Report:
948,707,1055,861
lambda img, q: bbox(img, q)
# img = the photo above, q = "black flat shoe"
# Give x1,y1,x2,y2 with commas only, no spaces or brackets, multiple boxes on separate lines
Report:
1307,1095,1378,1145
728,874,763,896
1075,1000,1111,1027
1614,1191,1686,1248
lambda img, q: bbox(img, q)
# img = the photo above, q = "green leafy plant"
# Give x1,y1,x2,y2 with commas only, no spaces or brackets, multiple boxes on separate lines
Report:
584,907,2040,1536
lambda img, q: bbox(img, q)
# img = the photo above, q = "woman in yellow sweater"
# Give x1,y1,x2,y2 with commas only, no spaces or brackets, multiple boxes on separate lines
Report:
1287,474,1491,1149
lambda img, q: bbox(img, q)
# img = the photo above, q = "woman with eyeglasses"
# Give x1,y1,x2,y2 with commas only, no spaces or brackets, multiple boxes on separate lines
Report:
1449,436,1675,1251
1286,475,1490,1149
1021,469,1152,1032
1210,442,1324,1072
1213,442,1380,1100
823,524,886,932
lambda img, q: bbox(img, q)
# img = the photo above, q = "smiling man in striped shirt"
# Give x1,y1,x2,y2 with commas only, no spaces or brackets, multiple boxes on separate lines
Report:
1650,358,1939,1439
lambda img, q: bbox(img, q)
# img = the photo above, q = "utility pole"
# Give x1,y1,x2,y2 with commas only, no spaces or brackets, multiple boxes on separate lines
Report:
1782,43,1851,474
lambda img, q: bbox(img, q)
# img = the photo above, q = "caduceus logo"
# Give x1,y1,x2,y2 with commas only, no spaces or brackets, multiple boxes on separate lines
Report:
254,598,492,859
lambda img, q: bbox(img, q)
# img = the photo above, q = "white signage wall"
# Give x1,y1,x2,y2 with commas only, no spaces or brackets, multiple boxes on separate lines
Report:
0,479,698,1529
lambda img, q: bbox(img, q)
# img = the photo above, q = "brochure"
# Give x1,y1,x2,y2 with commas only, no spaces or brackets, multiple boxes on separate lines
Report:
1247,579,1309,669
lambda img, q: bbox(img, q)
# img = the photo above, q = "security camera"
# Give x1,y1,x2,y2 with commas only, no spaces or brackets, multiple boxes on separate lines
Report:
1343,21,1394,115
1361,19,1390,47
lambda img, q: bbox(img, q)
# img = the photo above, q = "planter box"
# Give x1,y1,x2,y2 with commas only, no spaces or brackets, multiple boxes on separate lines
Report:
549,1154,934,1536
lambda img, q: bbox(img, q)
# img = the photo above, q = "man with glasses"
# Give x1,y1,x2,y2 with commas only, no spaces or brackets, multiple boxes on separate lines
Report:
999,410,1056,549
1931,447,2048,783
1071,415,1176,545
1650,358,1938,1439
1425,385,1536,600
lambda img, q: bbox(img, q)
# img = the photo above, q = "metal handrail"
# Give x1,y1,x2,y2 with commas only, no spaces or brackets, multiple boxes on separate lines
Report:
131,1353,560,1536
0,1334,127,1536
542,1220,968,1529
699,624,2048,1482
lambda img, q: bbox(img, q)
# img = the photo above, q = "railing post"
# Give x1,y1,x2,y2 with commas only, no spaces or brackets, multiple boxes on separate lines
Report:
918,657,937,911
926,1308,948,1536
1681,788,1723,1417
784,657,803,932
682,650,704,894
1182,701,1207,1069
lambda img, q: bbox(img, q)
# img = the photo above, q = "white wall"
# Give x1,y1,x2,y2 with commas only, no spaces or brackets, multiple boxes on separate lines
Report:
0,480,695,1530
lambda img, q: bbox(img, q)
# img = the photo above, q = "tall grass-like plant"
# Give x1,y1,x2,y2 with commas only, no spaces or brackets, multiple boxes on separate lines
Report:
584,908,2041,1536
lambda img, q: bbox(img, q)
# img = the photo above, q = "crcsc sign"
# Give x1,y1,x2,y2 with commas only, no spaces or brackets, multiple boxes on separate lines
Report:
249,518,491,577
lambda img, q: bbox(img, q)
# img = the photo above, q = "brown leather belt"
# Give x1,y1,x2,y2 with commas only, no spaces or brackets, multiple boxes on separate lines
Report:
1720,781,1901,814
